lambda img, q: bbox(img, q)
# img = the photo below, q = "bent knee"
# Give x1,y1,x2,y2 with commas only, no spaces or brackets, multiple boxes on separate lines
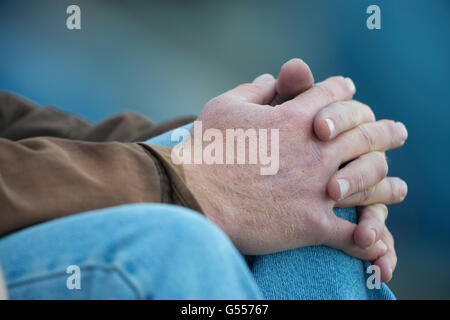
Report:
103,203,239,257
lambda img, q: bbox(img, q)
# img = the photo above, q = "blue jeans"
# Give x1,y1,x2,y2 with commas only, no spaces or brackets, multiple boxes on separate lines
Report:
0,124,395,299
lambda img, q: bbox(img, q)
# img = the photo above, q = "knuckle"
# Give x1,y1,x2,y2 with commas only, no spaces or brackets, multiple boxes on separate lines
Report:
316,77,345,100
315,83,335,101
388,233,395,250
328,75,347,89
371,206,388,224
388,178,404,203
382,227,394,245
363,208,385,230
308,212,331,237
239,83,264,96
239,82,254,90
373,152,388,178
305,140,327,168
360,185,375,203
363,247,381,262
233,83,264,95
348,104,361,127
381,119,398,148
275,104,314,132
362,103,376,121
280,105,310,127
202,97,226,117
392,253,398,269
320,143,334,162
384,119,405,145
390,234,396,252
335,101,357,127
357,124,375,151
249,82,265,92
355,172,366,193
385,237,397,267
375,204,389,220
315,108,329,123
388,178,397,203
372,218,385,234
206,95,226,109
387,231,395,248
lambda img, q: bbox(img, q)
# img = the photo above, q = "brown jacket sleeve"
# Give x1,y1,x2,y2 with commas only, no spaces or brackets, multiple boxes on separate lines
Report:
0,91,196,142
0,91,203,236
0,137,203,237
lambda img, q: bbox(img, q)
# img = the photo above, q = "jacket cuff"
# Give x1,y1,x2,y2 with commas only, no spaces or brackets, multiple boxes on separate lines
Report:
138,143,204,214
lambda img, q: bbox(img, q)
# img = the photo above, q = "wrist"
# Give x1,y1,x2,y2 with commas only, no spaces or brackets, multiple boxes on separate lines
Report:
182,162,220,218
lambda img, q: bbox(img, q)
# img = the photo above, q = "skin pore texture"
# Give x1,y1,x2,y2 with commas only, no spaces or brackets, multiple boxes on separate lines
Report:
183,59,407,282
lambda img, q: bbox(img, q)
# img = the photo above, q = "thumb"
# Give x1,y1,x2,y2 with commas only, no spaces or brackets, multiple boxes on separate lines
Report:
324,212,388,262
225,73,276,105
272,58,314,105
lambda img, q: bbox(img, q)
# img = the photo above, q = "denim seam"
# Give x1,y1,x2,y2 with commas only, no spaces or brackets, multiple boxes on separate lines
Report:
6,263,144,299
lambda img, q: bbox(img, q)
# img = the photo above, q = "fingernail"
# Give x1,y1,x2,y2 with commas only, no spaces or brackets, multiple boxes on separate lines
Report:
337,179,350,200
377,240,388,252
345,77,356,93
325,118,335,139
399,180,408,200
396,122,408,140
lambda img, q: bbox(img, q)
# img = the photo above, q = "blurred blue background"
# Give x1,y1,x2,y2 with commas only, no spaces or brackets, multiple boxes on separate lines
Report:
0,0,449,299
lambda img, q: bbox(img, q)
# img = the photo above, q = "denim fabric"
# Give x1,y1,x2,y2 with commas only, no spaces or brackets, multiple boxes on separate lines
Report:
0,204,262,299
0,123,395,299
252,207,395,300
